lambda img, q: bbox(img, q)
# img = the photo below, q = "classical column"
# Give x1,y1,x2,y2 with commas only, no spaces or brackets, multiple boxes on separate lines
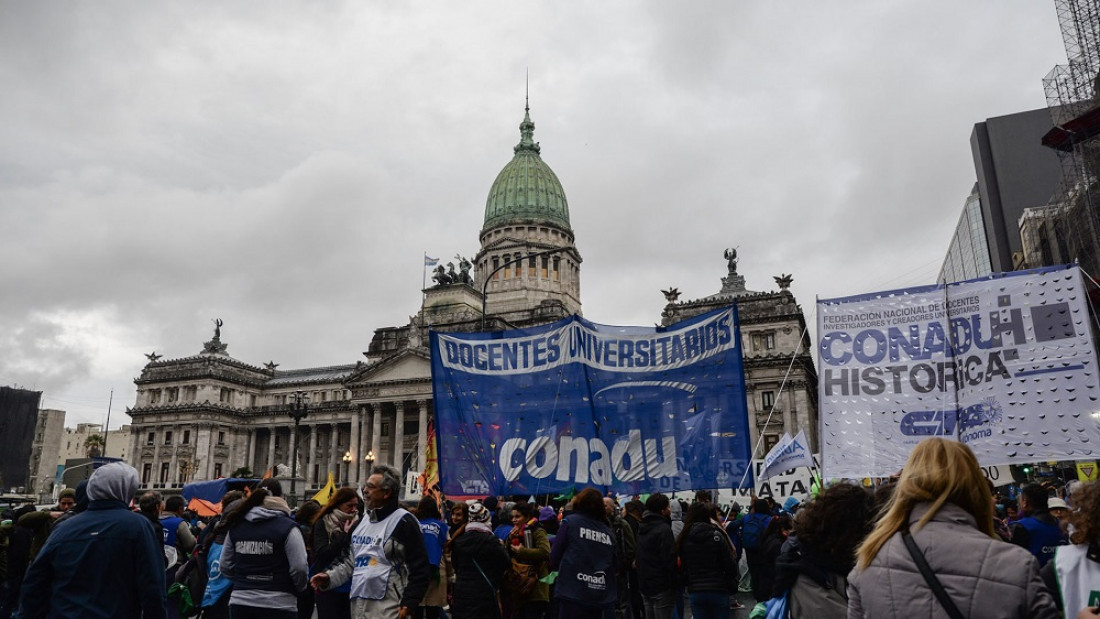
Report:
246,429,256,475
307,425,318,486
359,404,373,481
168,434,179,487
328,423,339,483
393,401,405,472
266,429,276,475
127,429,139,468
372,405,382,470
288,418,300,486
149,427,161,487
417,400,429,474
349,408,361,488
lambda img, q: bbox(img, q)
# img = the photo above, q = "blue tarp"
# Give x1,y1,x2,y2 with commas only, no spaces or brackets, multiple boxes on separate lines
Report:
181,478,258,514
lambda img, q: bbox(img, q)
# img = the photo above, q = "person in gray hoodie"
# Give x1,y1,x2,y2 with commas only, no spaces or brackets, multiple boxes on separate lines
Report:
15,461,166,619
220,479,308,619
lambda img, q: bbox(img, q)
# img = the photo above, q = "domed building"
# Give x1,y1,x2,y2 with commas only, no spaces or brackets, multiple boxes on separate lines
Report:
124,105,588,497
476,103,582,324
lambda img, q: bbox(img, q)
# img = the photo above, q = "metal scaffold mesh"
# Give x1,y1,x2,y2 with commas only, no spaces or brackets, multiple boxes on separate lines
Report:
1038,0,1100,277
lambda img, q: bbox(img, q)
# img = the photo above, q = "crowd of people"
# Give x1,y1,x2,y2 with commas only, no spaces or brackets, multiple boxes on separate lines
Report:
2,441,1100,618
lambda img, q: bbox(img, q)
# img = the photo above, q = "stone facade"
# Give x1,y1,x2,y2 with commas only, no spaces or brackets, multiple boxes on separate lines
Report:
125,107,818,499
28,408,66,502
661,259,818,458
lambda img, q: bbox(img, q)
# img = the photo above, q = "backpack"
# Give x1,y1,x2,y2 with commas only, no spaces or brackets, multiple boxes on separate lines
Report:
168,548,208,617
740,514,769,550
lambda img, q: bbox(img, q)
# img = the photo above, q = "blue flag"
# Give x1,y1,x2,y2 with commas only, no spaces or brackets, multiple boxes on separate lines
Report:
430,306,752,497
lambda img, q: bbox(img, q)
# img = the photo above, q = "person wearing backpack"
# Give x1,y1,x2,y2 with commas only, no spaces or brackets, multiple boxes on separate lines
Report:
738,499,771,602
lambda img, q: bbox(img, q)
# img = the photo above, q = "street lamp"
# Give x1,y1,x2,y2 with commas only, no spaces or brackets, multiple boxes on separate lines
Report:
364,450,375,474
480,246,572,330
342,450,353,486
288,391,309,503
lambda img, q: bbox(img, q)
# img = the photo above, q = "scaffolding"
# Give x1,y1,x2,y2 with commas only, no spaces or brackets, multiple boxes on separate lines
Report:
1041,0,1100,277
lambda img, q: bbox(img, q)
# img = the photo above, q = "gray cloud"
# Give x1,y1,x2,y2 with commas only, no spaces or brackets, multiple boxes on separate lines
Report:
0,1,1068,425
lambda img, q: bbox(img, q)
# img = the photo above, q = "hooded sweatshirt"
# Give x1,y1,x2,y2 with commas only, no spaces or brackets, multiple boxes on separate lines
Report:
16,462,167,619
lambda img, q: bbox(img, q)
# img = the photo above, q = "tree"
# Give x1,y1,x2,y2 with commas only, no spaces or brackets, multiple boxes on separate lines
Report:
230,466,253,478
83,434,105,458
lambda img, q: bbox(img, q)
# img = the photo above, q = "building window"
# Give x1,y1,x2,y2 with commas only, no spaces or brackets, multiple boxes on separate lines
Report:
404,419,419,435
381,423,391,437
250,394,257,407
147,432,155,446
514,253,523,277
528,255,536,270
764,333,775,350
220,388,232,403
164,431,173,446
274,434,281,448
184,386,197,402
761,391,775,410
764,433,781,453
160,463,170,484
217,431,226,445
541,256,549,278
214,463,223,478
149,389,161,404
492,256,500,279
167,388,179,403
552,257,560,282
182,430,190,445
142,463,152,484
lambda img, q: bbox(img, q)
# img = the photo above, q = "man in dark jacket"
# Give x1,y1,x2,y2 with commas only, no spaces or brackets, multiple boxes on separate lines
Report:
311,464,429,619
15,461,167,618
635,494,677,619
1011,483,1065,567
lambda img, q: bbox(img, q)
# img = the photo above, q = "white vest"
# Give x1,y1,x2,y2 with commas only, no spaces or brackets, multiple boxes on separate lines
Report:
349,508,409,600
1054,543,1100,615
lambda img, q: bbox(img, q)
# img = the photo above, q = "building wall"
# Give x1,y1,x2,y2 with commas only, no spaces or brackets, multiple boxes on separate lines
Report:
60,423,132,463
29,408,65,502
970,108,1063,272
939,184,994,283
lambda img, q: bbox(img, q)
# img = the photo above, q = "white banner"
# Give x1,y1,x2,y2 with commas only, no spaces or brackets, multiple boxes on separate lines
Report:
817,265,1100,478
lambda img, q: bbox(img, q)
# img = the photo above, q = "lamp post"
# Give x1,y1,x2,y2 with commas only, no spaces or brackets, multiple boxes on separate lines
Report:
480,246,572,330
364,450,375,476
288,390,309,504
342,450,353,486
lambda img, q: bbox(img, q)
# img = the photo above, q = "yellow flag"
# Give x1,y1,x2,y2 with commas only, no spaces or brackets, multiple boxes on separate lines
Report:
311,471,336,504
1077,461,1099,482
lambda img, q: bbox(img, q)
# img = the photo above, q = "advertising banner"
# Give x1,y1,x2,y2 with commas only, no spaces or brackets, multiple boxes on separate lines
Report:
430,306,752,497
817,265,1100,478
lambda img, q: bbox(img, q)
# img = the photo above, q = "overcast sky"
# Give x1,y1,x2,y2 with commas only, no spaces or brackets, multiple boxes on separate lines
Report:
0,1,1070,429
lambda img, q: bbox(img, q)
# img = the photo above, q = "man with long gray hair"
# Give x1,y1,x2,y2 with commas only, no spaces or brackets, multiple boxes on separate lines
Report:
310,464,429,619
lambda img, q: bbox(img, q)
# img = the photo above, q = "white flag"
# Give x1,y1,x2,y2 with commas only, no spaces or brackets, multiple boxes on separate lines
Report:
760,430,814,481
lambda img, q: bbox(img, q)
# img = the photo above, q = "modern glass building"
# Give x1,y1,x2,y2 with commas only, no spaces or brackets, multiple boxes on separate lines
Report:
939,184,993,283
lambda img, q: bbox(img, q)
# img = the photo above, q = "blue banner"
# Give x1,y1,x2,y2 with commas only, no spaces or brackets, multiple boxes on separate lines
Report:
430,306,752,497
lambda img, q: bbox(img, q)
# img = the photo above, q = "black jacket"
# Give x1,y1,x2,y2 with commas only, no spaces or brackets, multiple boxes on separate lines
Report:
450,528,510,619
772,534,849,600
677,522,737,594
636,511,677,595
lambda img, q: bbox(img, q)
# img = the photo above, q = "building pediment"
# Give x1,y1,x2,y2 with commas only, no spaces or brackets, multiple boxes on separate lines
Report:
346,349,431,386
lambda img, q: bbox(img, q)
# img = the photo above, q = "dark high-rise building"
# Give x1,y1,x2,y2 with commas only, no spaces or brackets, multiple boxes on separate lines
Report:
0,386,42,492
969,108,1064,273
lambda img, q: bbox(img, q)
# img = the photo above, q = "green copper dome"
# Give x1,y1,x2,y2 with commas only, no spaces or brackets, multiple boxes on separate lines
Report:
483,105,571,231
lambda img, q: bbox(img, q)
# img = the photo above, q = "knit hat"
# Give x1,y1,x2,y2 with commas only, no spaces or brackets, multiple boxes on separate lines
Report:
468,502,491,523
482,496,499,511
59,488,77,500
538,506,556,522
